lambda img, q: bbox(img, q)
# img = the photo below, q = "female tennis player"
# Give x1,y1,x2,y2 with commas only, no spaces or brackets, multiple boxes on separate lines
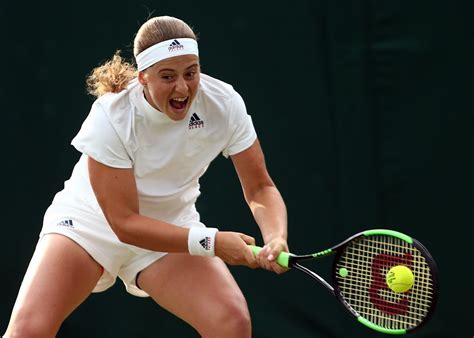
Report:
3,15,288,338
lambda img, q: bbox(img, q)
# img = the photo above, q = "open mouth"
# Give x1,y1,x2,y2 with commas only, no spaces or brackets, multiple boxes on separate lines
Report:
169,96,189,110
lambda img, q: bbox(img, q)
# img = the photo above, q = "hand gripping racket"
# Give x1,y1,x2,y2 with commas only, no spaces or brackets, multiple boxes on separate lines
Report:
250,229,438,335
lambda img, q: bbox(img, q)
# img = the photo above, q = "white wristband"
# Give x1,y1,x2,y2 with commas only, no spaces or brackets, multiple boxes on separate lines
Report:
187,227,219,257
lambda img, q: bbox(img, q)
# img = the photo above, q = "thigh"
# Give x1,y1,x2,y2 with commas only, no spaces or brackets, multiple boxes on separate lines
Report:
5,233,103,336
138,253,250,335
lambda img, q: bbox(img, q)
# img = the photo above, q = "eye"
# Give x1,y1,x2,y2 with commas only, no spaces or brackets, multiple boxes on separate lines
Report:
185,71,197,79
161,74,174,81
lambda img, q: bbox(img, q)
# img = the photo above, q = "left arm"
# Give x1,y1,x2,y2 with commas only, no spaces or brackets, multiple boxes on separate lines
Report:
231,139,288,273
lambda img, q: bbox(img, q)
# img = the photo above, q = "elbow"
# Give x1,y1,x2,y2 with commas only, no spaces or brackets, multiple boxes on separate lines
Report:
245,182,277,203
113,226,132,245
107,216,135,245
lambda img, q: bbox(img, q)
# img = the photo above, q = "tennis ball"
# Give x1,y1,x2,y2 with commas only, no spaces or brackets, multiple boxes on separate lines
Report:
386,265,414,293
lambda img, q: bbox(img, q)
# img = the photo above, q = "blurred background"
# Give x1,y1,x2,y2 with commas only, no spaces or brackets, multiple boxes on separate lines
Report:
0,0,471,337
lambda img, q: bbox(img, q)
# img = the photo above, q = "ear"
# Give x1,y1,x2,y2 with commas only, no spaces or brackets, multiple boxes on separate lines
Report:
138,71,147,86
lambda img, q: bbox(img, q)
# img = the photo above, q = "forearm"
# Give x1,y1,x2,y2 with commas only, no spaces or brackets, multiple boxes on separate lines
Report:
248,185,287,244
113,213,257,267
111,213,189,252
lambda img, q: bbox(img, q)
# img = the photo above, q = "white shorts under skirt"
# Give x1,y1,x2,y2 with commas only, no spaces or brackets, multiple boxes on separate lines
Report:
40,203,203,298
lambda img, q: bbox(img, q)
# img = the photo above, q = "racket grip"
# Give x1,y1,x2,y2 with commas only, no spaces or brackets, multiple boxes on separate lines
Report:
248,245,291,268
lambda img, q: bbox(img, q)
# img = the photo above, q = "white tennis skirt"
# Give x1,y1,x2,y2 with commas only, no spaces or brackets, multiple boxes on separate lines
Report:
40,200,204,298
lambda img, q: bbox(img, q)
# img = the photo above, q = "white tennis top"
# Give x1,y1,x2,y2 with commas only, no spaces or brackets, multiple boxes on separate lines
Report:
50,74,257,223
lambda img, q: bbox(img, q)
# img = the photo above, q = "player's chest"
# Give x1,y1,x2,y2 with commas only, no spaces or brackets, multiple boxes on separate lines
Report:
133,114,226,175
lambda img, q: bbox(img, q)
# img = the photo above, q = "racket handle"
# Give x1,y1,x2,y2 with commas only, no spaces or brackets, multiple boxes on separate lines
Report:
248,245,291,268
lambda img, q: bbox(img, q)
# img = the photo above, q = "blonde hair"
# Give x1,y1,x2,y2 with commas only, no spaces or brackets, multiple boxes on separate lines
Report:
86,16,197,98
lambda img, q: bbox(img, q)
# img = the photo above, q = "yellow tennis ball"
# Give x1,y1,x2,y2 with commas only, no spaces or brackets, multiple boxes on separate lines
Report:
386,265,414,293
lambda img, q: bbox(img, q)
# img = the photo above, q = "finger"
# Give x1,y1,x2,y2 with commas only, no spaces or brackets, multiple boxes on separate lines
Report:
241,234,256,246
267,245,285,262
263,244,290,271
257,245,270,257
244,243,258,267
258,244,278,262
257,247,275,271
270,261,288,274
269,240,290,261
255,245,270,266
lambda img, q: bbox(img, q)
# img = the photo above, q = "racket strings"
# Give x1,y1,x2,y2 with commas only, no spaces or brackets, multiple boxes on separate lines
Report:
337,268,434,307
339,289,431,315
334,235,435,330
340,256,435,301
341,256,434,285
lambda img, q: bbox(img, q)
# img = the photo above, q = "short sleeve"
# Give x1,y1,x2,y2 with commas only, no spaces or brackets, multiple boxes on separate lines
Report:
222,92,257,158
71,102,133,168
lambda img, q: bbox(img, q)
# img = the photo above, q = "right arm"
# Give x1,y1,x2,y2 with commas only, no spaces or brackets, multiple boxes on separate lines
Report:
88,157,257,266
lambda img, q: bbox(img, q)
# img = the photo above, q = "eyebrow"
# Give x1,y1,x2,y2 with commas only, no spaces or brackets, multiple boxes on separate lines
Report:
158,63,199,73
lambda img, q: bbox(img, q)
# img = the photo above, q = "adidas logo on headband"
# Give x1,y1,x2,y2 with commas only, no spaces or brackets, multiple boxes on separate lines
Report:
168,39,184,52
136,38,199,71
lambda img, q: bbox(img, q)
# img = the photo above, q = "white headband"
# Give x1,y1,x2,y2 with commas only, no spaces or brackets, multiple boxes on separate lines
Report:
136,38,199,71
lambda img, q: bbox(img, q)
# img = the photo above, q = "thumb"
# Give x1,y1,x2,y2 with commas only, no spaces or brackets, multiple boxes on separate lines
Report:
240,235,258,268
240,234,256,246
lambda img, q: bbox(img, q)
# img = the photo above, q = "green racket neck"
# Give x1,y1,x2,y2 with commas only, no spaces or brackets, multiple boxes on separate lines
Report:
286,248,334,268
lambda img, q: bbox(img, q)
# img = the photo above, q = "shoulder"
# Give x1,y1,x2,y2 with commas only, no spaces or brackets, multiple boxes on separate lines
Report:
92,79,140,122
198,73,239,101
197,73,245,115
83,80,140,153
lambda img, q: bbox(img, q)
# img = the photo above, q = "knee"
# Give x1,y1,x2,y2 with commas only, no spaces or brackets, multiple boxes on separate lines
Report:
221,300,252,333
200,297,252,338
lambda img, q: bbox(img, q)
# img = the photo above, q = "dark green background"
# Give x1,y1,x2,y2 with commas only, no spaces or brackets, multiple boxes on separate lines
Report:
1,1,471,337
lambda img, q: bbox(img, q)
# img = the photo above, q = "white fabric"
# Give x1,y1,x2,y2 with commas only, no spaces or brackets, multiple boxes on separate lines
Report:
41,204,205,297
187,227,218,256
69,73,257,222
136,38,199,71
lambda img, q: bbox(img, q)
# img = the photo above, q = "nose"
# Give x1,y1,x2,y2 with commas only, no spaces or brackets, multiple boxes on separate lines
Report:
175,76,188,94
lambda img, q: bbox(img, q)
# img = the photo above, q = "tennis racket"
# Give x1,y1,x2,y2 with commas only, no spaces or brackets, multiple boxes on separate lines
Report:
250,229,438,335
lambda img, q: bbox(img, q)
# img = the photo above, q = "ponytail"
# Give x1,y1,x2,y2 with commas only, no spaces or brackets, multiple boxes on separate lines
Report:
86,51,137,98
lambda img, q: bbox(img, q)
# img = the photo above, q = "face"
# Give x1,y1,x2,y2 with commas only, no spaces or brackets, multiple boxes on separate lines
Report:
138,54,200,121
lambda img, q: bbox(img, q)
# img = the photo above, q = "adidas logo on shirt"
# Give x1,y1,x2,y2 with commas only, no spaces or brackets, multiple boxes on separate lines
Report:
57,219,74,228
168,39,184,52
189,113,204,129
199,236,212,251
